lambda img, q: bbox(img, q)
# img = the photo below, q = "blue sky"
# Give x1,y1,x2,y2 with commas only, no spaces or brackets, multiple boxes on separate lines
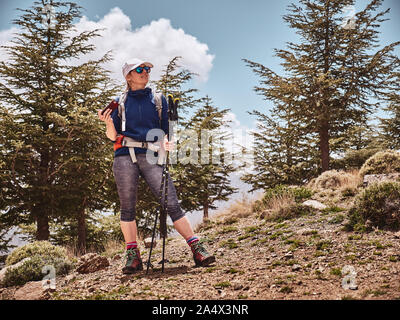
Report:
0,0,399,130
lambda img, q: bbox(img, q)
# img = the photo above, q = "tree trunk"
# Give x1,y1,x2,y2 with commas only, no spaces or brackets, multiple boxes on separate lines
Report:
319,119,330,172
77,203,87,255
203,201,209,220
36,212,50,240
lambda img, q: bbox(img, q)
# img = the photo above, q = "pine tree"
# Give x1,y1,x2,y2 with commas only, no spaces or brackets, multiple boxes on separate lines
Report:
0,0,118,246
182,96,238,219
379,71,400,150
243,0,400,178
240,106,319,192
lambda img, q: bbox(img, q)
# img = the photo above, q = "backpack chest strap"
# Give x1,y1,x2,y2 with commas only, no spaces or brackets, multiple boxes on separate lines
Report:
119,136,166,165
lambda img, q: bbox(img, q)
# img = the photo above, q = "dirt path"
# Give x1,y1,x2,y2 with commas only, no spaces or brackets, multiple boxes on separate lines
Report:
45,207,400,300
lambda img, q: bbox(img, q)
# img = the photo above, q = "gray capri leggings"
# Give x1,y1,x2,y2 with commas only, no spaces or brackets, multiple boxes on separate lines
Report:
112,154,185,223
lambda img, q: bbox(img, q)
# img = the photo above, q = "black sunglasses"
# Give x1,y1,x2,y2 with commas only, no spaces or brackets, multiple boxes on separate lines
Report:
134,66,151,74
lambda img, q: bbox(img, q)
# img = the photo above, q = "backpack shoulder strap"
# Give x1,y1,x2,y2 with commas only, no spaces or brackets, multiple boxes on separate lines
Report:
118,88,129,131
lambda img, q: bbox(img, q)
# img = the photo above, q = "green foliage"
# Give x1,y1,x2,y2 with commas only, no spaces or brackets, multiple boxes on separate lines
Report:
346,181,400,231
0,0,119,248
17,214,124,254
331,147,385,171
3,241,74,287
359,150,400,177
380,72,400,150
242,0,400,181
6,241,69,266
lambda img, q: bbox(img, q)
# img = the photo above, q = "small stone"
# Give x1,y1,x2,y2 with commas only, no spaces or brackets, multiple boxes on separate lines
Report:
234,284,243,291
144,238,157,248
284,252,294,260
302,200,327,210
292,264,301,271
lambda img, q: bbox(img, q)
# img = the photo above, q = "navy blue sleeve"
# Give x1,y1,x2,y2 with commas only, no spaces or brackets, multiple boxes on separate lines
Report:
110,108,121,143
161,95,169,137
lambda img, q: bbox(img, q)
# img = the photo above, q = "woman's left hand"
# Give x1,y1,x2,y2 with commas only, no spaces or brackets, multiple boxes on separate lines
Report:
163,135,175,152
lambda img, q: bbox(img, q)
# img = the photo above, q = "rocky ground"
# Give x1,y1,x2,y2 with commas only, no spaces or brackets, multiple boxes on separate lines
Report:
2,197,399,301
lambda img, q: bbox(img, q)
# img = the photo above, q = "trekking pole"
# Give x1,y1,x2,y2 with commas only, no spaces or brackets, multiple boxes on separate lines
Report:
159,94,179,272
145,203,161,274
146,94,179,274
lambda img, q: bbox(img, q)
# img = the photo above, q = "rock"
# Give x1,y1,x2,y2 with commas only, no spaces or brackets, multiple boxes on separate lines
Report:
234,284,243,291
394,231,400,239
302,200,327,210
76,253,109,274
292,264,301,271
0,257,32,285
14,281,54,300
112,254,122,261
284,252,294,260
363,173,400,188
144,237,157,248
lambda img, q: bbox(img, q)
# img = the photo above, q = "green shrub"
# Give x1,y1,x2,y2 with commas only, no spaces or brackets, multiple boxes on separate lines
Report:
359,150,400,178
331,148,383,171
346,181,400,232
6,241,68,266
2,241,74,287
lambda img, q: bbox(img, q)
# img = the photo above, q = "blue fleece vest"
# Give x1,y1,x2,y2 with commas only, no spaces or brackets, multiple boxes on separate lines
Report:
111,87,169,158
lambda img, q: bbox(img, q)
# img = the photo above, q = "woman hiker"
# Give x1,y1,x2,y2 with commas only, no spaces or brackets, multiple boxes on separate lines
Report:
97,58,216,274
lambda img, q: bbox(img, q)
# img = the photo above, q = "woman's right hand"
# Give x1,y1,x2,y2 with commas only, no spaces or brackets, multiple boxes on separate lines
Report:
98,108,114,125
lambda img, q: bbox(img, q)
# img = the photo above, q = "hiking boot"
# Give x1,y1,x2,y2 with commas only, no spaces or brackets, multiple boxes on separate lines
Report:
190,241,216,267
122,248,143,274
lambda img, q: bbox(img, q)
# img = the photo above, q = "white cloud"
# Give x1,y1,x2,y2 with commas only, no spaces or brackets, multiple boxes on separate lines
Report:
70,7,214,83
0,7,215,84
0,27,19,61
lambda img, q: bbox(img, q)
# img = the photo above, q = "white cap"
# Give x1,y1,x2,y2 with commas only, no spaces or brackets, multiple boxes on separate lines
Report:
122,58,154,78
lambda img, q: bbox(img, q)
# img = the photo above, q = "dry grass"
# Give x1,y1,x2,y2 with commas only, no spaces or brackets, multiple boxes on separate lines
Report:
103,239,125,258
195,192,260,232
214,192,258,221
259,194,297,220
339,169,363,191
312,169,362,191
